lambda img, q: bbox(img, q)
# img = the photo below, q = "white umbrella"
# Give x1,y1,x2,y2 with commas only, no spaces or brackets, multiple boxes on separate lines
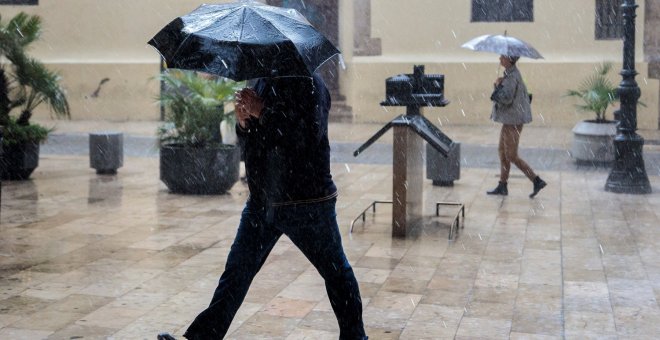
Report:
461,32,543,59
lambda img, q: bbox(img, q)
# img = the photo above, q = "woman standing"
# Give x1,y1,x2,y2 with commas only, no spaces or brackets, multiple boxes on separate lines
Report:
487,55,546,198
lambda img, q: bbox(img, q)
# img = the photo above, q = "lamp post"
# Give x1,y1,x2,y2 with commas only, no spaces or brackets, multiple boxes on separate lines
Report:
0,126,3,218
605,0,652,194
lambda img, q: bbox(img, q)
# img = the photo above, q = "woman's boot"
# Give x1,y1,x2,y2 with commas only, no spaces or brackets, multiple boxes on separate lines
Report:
487,181,508,196
529,176,547,198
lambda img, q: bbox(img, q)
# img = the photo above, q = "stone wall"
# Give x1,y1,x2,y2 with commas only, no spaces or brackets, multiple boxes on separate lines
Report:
1,0,658,128
645,0,660,128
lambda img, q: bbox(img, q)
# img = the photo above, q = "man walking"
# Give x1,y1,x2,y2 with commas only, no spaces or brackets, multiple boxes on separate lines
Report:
159,74,367,339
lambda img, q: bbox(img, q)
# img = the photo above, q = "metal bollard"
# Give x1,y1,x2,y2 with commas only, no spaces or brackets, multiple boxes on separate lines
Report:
89,132,123,175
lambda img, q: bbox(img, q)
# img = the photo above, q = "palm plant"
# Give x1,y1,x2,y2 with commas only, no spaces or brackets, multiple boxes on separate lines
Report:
156,70,242,147
0,12,70,145
566,63,618,123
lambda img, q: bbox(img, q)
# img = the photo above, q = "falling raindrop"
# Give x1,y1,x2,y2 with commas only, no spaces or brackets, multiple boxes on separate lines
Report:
338,54,346,70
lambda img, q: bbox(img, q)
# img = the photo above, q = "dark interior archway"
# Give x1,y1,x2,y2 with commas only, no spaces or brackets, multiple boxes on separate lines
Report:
265,0,350,122
266,0,340,97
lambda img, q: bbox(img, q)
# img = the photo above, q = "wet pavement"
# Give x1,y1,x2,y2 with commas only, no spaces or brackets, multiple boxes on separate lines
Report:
1,120,660,339
41,121,660,175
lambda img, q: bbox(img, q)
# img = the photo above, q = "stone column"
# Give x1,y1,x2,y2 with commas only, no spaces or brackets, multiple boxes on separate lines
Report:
391,109,424,237
353,0,382,56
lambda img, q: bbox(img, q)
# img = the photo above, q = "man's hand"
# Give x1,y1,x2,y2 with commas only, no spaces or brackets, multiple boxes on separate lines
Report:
235,88,264,128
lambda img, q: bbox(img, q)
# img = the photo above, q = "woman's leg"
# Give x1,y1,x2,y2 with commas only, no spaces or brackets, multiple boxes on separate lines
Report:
506,124,537,181
498,124,512,183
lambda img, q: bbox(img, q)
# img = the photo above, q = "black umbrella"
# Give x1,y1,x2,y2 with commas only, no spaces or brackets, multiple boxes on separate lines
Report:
148,0,340,81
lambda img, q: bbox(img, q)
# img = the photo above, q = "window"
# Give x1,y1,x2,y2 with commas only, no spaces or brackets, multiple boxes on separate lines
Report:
596,0,623,40
0,0,38,4
472,0,533,22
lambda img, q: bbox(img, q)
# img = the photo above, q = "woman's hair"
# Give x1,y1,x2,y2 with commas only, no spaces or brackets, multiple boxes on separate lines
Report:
505,55,520,64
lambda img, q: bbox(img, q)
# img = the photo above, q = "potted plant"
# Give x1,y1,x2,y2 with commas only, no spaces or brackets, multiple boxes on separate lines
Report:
566,63,619,163
157,69,243,195
0,13,70,180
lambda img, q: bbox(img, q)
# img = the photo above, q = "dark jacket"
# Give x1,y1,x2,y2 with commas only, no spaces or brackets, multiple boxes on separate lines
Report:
236,74,336,206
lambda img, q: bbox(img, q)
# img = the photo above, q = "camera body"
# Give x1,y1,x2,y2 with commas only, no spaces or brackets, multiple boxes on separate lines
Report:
381,65,449,108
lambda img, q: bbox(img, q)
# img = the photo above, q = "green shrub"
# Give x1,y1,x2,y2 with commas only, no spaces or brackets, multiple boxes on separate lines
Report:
156,70,242,147
0,12,70,145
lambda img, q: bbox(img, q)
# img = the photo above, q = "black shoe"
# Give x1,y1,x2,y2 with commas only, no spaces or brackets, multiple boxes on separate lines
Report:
487,181,508,196
529,176,547,198
157,333,177,340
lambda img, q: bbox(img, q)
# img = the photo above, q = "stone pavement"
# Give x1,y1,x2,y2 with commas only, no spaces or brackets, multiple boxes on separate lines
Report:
0,120,659,339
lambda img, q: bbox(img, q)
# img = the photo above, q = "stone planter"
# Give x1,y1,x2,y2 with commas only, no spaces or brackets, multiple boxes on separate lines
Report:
571,120,617,163
0,142,40,180
160,143,240,195
426,142,461,186
89,132,124,174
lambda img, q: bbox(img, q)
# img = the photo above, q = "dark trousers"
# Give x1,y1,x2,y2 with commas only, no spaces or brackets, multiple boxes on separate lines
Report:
184,198,367,339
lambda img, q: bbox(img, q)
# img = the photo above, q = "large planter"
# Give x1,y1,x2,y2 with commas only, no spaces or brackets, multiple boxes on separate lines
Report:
571,120,617,163
160,143,240,195
0,142,40,180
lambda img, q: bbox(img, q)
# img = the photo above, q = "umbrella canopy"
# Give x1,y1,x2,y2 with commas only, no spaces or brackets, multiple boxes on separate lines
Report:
148,0,340,81
461,34,543,59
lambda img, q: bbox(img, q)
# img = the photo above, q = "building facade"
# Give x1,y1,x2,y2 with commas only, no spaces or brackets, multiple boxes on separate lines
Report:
1,0,658,128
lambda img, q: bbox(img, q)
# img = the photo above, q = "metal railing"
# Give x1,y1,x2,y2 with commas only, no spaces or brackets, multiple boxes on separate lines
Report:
349,199,465,240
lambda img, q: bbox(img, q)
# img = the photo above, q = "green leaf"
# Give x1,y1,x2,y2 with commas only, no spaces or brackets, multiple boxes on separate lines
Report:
0,12,69,134
565,62,620,121
155,70,243,147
